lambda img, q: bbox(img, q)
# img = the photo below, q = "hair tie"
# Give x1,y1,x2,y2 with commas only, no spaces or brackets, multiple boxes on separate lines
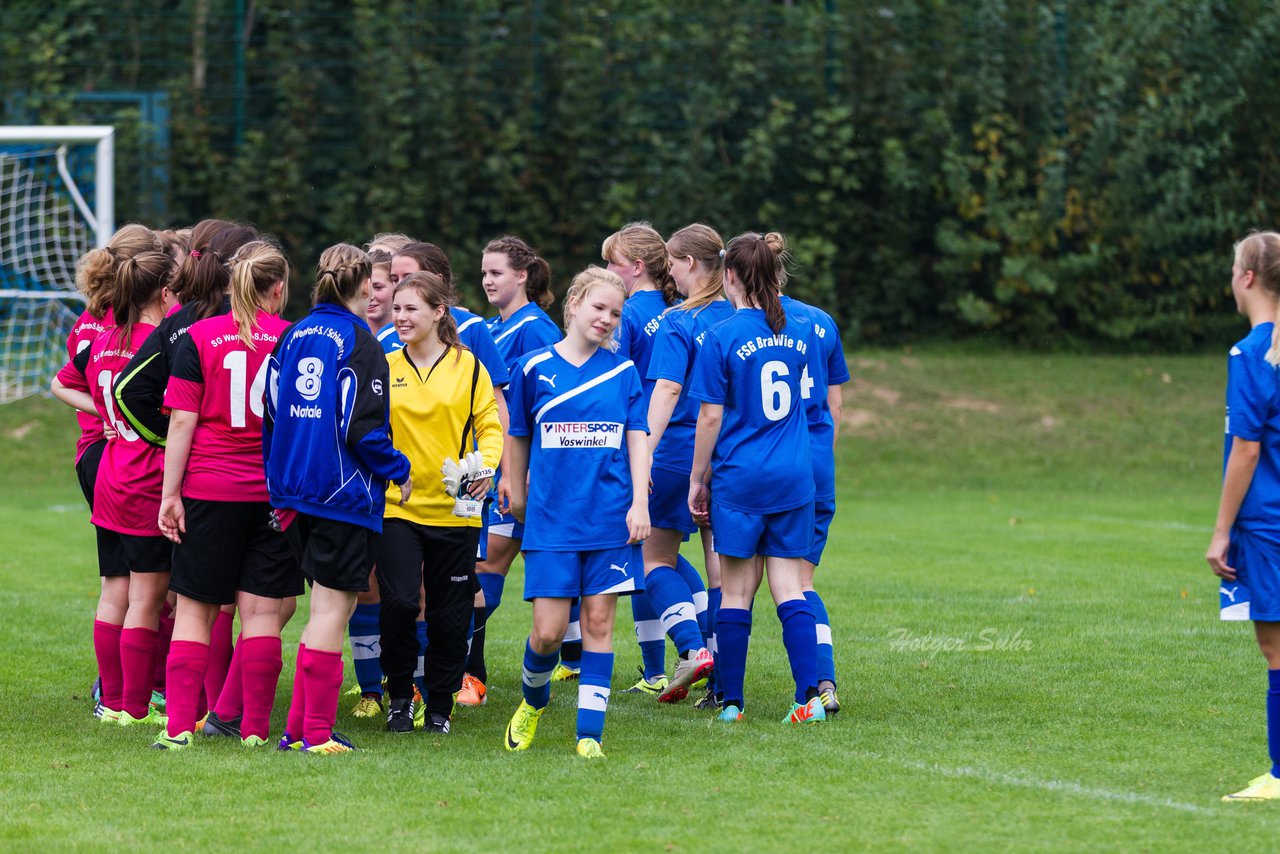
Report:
189,250,201,258
718,249,726,259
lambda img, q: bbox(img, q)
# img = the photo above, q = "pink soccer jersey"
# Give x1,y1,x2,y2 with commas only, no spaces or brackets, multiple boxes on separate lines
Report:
57,323,164,536
66,307,113,463
163,311,290,502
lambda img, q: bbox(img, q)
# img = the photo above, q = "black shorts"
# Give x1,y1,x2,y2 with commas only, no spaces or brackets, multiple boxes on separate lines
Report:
75,439,107,510
170,497,304,605
295,513,378,593
98,531,171,576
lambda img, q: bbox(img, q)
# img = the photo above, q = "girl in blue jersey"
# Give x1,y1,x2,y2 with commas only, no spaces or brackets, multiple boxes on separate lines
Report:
646,223,737,708
688,231,824,725
778,289,850,715
1211,232,1280,801
473,236,564,689
501,266,650,759
263,243,413,754
606,222,716,702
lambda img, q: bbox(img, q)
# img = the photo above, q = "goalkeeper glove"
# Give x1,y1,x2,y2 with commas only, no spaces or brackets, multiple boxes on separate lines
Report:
441,451,494,497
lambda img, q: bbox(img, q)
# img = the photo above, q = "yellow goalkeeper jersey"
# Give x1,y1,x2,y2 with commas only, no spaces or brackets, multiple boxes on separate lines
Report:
383,345,503,527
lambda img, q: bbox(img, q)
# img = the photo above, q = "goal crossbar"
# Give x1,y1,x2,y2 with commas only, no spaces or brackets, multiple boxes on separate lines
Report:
0,126,114,247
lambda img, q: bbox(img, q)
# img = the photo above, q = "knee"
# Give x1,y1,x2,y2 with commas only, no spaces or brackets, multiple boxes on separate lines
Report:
529,625,562,652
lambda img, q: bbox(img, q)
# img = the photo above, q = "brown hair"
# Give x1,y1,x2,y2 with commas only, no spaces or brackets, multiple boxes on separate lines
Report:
393,271,464,360
395,242,458,302
171,219,260,320
229,241,290,350
724,231,790,333
368,249,392,273
111,250,174,348
602,221,679,306
313,244,371,307
563,266,627,350
366,232,415,254
75,224,159,317
666,223,725,316
484,236,553,309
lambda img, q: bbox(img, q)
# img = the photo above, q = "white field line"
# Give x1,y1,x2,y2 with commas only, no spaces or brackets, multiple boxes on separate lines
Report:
854,751,1216,815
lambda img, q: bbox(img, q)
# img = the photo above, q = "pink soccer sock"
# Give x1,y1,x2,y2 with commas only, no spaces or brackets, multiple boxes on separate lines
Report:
93,620,124,711
165,640,209,737
213,634,246,720
119,627,159,719
285,644,308,741
239,636,284,741
301,647,344,747
204,610,235,710
152,604,175,693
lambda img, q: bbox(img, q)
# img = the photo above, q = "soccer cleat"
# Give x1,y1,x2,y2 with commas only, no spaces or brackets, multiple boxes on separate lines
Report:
150,690,166,710
693,686,721,711
503,700,545,751
783,697,827,724
1223,772,1280,801
91,677,102,703
659,647,714,704
302,731,358,754
576,737,606,759
413,685,425,730
424,712,451,733
718,704,744,723
277,732,302,751
456,674,487,706
345,683,364,697
691,676,708,691
386,697,415,734
241,735,269,748
151,731,193,750
819,687,841,715
94,701,121,723
200,710,242,738
551,663,580,682
118,707,167,727
621,668,668,696
351,693,384,719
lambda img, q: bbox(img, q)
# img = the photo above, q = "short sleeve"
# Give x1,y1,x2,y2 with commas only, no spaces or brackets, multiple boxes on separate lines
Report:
625,365,648,432
824,319,850,385
461,319,510,388
507,359,533,438
647,318,692,385
56,348,92,392
688,330,727,405
1228,349,1277,441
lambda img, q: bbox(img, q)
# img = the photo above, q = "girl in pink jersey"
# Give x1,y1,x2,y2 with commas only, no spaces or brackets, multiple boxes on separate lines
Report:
53,250,177,726
154,241,299,749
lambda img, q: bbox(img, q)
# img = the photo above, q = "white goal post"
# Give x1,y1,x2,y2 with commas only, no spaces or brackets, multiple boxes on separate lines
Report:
0,126,115,402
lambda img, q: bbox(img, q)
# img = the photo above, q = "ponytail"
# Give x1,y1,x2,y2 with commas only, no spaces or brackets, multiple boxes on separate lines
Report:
229,241,290,349
75,223,159,317
723,231,790,334
665,223,725,317
313,244,372,307
484,236,554,309
602,222,679,306
111,250,173,347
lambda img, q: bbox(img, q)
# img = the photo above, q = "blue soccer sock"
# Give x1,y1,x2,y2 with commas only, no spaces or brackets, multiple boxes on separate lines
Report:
561,601,582,668
777,599,819,705
348,603,383,696
1269,669,1280,778
413,619,428,698
707,586,722,695
521,640,558,710
631,591,666,679
576,650,614,742
478,572,505,620
674,555,709,640
645,565,703,656
717,607,751,710
804,590,836,687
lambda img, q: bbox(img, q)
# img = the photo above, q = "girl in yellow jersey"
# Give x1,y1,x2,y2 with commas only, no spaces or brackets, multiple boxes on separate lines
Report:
379,271,503,734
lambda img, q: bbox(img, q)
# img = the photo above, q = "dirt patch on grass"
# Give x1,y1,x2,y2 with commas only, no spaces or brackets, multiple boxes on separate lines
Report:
7,422,36,440
944,397,1001,413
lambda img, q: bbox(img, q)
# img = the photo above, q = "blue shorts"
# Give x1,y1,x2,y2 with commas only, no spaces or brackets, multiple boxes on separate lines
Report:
476,499,490,561
711,498,814,559
488,499,524,542
649,466,696,535
523,544,644,600
1222,528,1280,621
805,497,836,566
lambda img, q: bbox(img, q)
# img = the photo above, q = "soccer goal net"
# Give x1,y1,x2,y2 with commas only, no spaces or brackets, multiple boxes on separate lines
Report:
0,126,114,403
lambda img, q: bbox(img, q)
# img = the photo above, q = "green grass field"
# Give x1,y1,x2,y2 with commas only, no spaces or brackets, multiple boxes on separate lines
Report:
3,348,1280,851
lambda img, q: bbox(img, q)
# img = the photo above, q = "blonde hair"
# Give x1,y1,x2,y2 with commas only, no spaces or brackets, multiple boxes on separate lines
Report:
75,224,160,317
602,221,679,305
1236,231,1280,365
563,266,627,350
313,244,371,307
366,232,415,254
665,223,725,316
229,241,290,349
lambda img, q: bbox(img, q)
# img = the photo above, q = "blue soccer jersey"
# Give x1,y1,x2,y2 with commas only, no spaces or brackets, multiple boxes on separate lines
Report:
507,345,648,551
781,295,850,501
1225,322,1280,534
688,307,816,514
376,308,510,387
616,290,671,402
647,299,735,475
487,302,562,371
